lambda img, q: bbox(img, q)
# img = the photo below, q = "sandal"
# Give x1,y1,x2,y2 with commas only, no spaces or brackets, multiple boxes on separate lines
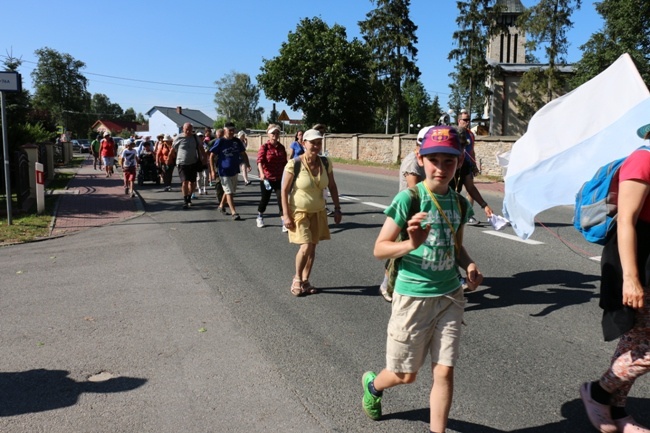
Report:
291,277,304,297
301,280,318,295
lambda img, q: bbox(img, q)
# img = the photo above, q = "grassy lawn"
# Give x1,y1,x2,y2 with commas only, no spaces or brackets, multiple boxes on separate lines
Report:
0,161,79,245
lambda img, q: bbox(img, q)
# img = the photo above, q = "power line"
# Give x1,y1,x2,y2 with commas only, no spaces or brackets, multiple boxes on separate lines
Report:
0,55,217,89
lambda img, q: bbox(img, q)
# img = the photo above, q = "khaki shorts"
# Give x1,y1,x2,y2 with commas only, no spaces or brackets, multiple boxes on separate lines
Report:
288,210,330,245
220,176,238,195
386,288,465,373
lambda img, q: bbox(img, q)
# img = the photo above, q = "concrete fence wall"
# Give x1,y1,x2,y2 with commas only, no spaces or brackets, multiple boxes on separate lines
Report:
247,133,518,178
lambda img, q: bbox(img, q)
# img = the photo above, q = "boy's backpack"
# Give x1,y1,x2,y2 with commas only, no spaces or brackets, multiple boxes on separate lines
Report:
385,187,467,295
574,146,650,245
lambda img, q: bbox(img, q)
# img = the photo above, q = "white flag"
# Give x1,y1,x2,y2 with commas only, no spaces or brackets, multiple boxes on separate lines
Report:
502,53,650,239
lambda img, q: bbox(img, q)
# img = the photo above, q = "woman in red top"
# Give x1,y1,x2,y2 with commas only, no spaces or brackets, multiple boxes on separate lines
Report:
580,124,650,433
256,124,288,229
99,132,116,177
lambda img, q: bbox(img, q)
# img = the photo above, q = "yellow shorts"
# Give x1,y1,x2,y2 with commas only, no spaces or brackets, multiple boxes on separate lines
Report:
288,210,330,245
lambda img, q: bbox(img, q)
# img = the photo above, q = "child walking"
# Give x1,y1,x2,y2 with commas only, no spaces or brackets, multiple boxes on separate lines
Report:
362,125,483,433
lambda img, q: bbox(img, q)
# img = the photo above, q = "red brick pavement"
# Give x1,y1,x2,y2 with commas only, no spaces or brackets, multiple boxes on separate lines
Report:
50,157,139,236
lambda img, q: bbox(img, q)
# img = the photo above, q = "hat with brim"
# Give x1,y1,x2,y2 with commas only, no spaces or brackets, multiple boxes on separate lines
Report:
163,135,172,142
267,126,280,134
637,123,650,139
419,126,461,156
303,129,323,142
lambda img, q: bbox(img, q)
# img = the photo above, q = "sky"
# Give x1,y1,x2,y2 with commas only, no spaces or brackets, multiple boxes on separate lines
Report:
1,0,602,123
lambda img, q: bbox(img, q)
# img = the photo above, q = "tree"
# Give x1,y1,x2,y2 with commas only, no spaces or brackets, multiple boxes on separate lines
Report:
572,0,650,87
515,0,581,117
448,0,497,121
429,95,443,124
359,0,420,133
0,54,52,151
90,93,123,120
402,79,431,132
31,47,90,136
214,72,264,128
121,107,136,123
258,17,375,132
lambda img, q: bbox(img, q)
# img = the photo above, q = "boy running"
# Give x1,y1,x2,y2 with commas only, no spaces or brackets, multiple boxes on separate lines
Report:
362,125,483,433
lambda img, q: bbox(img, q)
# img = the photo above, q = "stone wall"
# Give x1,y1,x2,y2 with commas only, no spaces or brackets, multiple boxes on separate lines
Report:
247,133,517,178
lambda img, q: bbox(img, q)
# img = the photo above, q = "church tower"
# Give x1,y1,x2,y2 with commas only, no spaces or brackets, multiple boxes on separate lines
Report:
487,0,526,64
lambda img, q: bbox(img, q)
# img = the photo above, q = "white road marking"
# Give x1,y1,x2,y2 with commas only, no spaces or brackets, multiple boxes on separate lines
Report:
590,256,602,262
481,231,544,245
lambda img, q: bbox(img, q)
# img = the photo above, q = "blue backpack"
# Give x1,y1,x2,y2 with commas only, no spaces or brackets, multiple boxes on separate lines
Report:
574,146,650,244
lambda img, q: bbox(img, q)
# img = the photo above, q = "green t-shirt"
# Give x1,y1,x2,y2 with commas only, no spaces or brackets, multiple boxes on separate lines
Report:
384,182,473,297
91,139,100,153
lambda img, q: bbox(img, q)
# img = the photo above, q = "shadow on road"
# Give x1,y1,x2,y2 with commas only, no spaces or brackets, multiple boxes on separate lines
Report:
465,269,599,316
385,397,649,432
0,369,147,417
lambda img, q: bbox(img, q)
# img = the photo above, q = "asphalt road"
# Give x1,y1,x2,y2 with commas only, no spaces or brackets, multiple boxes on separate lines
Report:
1,165,649,432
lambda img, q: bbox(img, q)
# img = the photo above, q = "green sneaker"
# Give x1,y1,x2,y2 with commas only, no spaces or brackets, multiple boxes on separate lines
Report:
362,371,382,420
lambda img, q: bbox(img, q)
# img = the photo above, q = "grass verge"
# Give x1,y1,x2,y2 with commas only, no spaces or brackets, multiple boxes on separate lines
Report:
0,170,75,245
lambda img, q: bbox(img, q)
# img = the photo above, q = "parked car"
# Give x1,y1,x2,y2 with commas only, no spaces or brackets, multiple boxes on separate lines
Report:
71,139,81,152
78,139,91,153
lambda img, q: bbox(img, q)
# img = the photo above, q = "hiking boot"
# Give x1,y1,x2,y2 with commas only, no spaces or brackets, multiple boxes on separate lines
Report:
362,371,382,420
232,213,241,221
257,215,265,228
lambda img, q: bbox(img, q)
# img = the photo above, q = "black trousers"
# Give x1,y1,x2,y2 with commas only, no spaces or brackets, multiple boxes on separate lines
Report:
258,179,283,215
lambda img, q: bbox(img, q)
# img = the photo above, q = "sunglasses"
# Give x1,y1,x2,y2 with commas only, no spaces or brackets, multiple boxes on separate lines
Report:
459,118,470,122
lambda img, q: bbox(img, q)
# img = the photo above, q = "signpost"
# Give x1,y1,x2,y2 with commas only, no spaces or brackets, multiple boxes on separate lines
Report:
1,71,23,225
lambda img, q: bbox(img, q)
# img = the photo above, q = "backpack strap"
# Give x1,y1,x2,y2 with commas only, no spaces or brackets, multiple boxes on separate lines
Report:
398,186,421,239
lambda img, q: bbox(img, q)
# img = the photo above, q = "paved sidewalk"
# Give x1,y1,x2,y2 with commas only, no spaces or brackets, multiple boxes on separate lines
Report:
50,156,141,237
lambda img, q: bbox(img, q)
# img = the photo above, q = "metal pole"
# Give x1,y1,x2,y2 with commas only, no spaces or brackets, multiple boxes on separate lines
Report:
1,91,12,225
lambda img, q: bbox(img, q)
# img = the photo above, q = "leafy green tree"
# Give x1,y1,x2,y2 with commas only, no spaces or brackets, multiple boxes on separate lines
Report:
448,0,497,121
90,93,123,120
359,0,420,133
1,55,35,150
258,17,375,132
214,71,264,127
120,107,137,123
515,0,581,117
572,0,650,87
31,47,90,136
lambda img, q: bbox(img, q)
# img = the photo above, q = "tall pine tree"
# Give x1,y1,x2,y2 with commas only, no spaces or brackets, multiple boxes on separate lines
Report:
359,0,420,133
448,0,497,122
515,0,581,119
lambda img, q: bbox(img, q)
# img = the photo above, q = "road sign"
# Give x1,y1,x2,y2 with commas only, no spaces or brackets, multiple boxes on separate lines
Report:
0,72,22,92
278,110,290,122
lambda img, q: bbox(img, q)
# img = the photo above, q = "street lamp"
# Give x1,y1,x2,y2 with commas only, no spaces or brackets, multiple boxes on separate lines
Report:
409,123,421,134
